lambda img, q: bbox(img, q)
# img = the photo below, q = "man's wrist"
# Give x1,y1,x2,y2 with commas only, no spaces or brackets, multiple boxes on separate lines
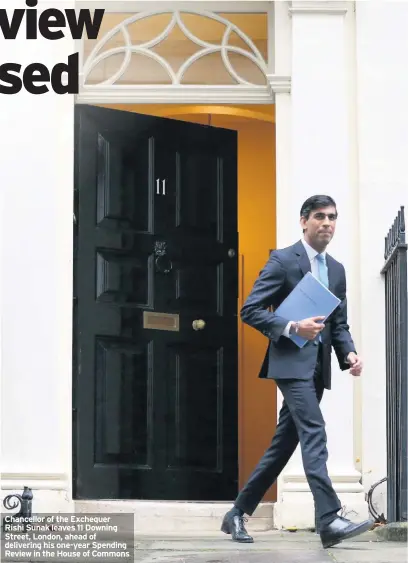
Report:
289,321,300,335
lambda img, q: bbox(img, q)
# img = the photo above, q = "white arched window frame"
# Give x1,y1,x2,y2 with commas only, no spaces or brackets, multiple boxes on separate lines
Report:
76,1,290,104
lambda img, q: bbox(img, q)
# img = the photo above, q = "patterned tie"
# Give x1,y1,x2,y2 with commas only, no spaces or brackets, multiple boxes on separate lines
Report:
316,253,329,288
315,254,328,342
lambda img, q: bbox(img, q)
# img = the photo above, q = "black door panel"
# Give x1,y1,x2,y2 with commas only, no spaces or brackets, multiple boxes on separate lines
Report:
74,104,238,500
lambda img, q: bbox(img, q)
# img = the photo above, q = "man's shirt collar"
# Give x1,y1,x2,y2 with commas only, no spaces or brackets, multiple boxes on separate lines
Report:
301,238,326,261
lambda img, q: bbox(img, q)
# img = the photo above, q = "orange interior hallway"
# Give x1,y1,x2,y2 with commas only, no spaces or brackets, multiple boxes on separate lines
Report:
101,103,278,502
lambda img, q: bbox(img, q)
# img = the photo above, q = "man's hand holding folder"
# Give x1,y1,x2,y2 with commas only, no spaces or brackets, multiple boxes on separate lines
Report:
274,272,341,348
294,316,326,340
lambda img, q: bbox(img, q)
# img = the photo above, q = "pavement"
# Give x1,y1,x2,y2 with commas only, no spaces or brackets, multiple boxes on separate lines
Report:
1,527,407,562
131,529,407,563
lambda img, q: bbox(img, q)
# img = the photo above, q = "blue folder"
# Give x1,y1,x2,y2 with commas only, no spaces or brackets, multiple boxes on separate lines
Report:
274,272,341,348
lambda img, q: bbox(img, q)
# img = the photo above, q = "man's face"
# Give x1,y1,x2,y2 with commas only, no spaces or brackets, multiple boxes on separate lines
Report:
300,206,337,249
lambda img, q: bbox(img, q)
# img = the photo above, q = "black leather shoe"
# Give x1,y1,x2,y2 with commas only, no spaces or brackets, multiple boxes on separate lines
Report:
221,511,254,543
320,516,374,548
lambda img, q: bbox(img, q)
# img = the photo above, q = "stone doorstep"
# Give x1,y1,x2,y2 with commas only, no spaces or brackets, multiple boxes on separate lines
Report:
373,522,408,542
74,501,406,541
74,501,275,533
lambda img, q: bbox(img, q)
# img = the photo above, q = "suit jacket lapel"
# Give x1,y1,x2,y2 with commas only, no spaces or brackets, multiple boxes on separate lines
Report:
294,240,311,276
294,241,336,291
326,254,335,293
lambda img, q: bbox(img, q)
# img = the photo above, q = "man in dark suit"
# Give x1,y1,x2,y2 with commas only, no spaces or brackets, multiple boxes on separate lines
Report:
221,195,372,549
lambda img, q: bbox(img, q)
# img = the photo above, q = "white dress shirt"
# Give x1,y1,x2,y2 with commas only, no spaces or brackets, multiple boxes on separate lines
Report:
282,239,326,338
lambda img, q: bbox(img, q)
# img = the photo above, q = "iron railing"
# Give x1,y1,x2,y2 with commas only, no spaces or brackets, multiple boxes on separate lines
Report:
380,206,408,522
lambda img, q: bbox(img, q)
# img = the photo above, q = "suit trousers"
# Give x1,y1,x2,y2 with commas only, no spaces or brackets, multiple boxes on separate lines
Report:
234,352,342,526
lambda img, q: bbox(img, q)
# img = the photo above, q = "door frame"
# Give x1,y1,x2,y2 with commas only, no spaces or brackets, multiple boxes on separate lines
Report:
72,103,278,501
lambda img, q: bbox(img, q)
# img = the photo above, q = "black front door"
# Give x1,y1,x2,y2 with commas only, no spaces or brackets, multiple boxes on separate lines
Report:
73,105,238,500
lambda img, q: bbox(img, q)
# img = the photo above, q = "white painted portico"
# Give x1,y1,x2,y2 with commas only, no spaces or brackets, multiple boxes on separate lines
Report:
1,0,408,531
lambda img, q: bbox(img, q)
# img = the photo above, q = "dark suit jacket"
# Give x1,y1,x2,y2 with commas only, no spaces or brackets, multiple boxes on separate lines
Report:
240,240,356,390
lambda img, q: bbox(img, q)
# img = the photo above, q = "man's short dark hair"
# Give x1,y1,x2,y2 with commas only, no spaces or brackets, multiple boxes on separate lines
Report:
300,195,337,220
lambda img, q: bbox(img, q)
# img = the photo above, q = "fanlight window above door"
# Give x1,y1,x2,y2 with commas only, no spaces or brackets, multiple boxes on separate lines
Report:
81,11,268,87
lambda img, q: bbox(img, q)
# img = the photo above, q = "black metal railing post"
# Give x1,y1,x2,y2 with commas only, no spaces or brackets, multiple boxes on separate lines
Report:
381,206,408,522
2,487,33,531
